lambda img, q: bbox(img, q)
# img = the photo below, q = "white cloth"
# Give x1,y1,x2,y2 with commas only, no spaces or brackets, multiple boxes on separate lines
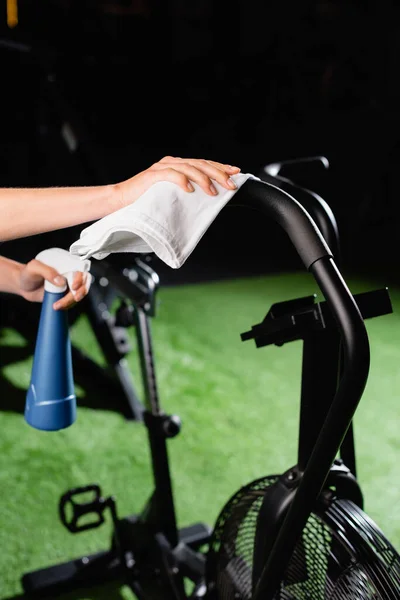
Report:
70,172,256,268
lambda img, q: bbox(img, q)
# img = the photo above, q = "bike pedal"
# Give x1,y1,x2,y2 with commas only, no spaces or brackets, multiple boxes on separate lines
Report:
59,484,110,533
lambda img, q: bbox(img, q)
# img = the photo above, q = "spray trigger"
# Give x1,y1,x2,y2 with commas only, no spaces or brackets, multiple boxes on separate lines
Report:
35,248,91,294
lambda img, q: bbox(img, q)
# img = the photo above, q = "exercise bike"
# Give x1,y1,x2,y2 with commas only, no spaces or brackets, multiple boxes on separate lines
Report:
20,173,400,599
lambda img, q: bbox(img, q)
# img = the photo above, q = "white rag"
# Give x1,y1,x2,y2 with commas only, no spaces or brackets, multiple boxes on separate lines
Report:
70,172,256,268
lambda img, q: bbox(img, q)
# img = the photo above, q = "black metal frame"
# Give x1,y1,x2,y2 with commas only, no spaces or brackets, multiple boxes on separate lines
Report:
245,280,392,592
231,179,374,600
78,256,162,422
260,156,360,476
21,257,210,598
253,255,369,600
241,287,392,502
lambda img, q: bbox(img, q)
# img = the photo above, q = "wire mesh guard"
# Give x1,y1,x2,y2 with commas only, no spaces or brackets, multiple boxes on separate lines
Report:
206,476,400,599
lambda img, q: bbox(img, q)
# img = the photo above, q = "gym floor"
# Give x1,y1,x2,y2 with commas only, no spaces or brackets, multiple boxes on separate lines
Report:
0,269,399,599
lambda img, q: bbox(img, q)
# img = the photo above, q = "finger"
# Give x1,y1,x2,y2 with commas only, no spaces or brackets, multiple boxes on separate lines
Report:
155,158,240,193
54,276,90,310
53,290,77,311
152,162,220,195
159,156,241,174
21,260,66,292
73,272,91,294
146,166,202,194
26,259,66,284
184,159,240,190
204,159,241,173
71,280,90,302
151,162,231,195
83,272,92,294
70,271,85,291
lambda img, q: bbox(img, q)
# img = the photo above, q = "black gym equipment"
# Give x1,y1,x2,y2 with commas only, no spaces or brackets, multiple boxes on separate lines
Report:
258,155,360,480
19,175,400,599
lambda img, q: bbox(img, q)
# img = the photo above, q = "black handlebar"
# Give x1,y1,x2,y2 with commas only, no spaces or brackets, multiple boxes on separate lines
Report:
233,179,370,600
234,178,332,270
259,170,341,262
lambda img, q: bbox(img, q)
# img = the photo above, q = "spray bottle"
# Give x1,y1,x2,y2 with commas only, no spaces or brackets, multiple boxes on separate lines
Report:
24,248,91,431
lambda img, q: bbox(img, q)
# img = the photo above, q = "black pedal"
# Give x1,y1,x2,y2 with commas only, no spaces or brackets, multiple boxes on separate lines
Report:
59,484,112,533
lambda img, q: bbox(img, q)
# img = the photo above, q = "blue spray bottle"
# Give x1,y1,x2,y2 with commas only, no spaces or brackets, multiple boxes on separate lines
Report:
24,248,91,431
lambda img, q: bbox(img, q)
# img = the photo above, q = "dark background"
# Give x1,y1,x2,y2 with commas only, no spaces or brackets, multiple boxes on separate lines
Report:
0,0,400,284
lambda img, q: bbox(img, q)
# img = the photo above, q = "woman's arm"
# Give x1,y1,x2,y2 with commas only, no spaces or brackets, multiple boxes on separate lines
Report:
3,184,119,242
2,156,240,241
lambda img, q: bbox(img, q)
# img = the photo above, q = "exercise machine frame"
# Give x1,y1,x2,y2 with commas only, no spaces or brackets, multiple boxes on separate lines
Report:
19,177,392,599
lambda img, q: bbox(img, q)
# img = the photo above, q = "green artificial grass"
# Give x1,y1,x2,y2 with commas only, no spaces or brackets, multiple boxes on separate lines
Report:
0,270,399,599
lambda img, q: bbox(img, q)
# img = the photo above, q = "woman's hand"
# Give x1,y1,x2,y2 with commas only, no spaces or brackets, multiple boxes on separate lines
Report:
0,155,242,242
19,259,90,310
117,156,241,208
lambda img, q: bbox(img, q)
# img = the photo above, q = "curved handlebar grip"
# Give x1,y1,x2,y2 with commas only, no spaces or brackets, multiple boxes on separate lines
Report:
231,178,370,600
233,179,333,270
258,171,341,262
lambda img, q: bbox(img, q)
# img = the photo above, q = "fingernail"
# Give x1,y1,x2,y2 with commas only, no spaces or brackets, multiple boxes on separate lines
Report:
228,165,241,171
53,276,64,285
210,184,218,195
187,182,194,192
227,178,237,189
84,273,92,292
